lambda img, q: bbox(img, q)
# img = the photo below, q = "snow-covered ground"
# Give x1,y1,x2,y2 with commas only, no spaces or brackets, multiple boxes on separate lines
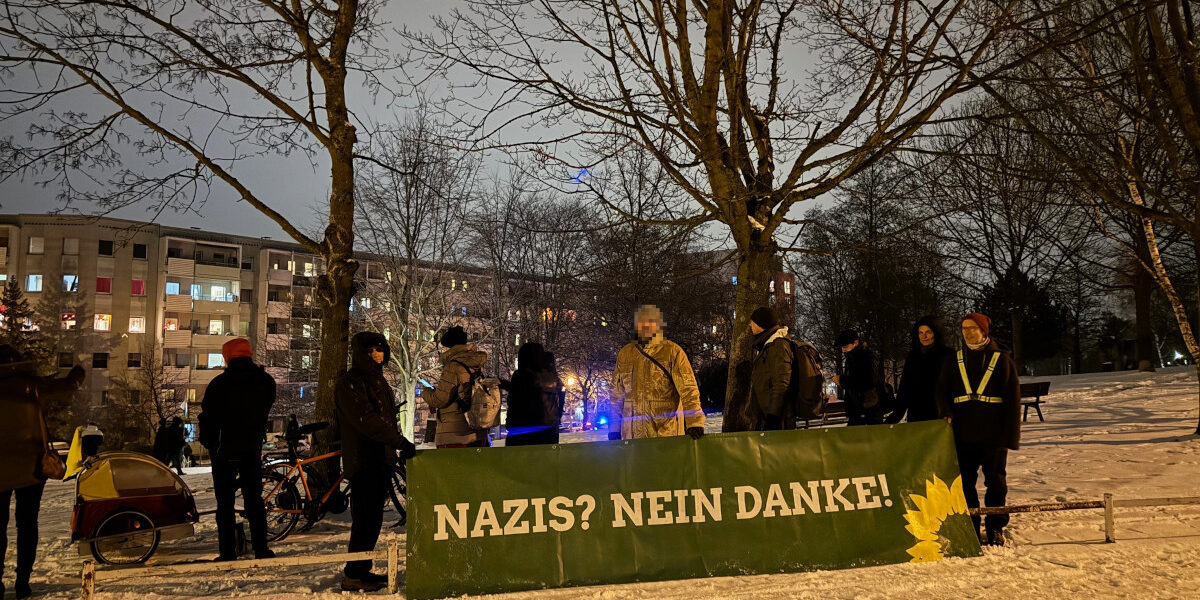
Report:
11,367,1200,598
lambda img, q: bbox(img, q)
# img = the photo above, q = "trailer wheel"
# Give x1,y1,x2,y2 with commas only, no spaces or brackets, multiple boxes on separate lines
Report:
90,510,160,565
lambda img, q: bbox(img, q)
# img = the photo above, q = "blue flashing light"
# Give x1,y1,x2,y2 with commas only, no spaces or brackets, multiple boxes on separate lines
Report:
597,416,608,426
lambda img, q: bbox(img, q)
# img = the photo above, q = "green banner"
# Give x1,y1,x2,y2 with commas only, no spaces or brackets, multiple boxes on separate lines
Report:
406,420,980,599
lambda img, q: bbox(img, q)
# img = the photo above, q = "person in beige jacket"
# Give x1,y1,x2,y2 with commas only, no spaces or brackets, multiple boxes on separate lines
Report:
422,326,490,448
611,305,705,440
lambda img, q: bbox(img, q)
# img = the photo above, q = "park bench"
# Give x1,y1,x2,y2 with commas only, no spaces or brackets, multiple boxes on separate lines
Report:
1020,381,1051,422
800,399,846,429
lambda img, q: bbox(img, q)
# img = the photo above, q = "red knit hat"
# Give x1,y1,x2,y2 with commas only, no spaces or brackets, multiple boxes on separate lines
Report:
962,313,991,337
222,338,253,362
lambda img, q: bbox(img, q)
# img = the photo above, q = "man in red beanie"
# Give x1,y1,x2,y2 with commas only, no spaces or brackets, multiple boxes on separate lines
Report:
935,312,1021,546
199,338,277,560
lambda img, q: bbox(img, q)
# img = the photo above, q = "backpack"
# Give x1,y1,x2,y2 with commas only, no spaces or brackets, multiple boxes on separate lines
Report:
452,360,502,430
788,340,827,420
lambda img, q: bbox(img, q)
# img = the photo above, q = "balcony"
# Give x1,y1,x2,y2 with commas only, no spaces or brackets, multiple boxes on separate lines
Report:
291,305,321,318
195,262,240,280
193,299,238,315
191,332,232,350
293,275,316,287
163,366,191,381
163,329,192,348
190,368,222,384
267,301,290,319
166,257,195,277
267,269,291,285
165,294,192,312
265,333,290,350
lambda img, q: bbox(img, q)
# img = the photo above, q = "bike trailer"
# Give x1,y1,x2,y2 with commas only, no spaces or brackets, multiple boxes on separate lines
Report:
71,451,199,564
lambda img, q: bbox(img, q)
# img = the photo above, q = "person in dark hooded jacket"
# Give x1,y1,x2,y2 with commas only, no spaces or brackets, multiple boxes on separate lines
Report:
834,330,883,425
502,343,563,446
199,337,276,561
889,316,954,423
0,345,83,599
335,331,417,592
746,307,796,431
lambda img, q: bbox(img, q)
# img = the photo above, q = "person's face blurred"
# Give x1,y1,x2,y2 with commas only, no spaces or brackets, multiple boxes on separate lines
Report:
636,318,661,340
369,346,386,364
918,326,935,347
750,322,764,335
961,321,985,346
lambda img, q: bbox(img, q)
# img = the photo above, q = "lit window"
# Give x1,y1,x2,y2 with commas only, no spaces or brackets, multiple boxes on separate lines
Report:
61,313,76,330
94,314,112,331
731,276,738,285
165,281,180,295
207,353,224,369
187,388,197,402
360,297,372,309
164,317,179,331
27,237,43,254
304,262,315,276
25,274,42,292
301,354,313,369
514,334,521,347
190,284,202,300
62,275,78,292
131,279,146,296
302,323,314,338
462,280,469,291
784,281,792,295
450,279,457,290
96,277,111,294
769,280,775,293
208,320,223,335
62,238,78,255
129,317,145,333
461,306,467,316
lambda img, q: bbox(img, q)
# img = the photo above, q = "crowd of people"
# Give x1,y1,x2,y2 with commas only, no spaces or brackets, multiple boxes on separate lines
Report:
0,302,1022,596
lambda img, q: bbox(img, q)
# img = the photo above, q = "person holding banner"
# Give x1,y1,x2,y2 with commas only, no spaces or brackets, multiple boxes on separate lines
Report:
890,315,953,423
935,312,1021,546
612,304,705,440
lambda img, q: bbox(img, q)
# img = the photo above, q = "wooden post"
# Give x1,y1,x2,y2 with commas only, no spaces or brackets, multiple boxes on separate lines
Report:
80,560,95,600
387,539,399,594
1104,493,1115,543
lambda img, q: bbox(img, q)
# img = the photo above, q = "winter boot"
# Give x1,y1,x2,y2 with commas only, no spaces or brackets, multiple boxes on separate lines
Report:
254,547,276,560
342,574,387,593
985,526,1005,546
15,579,31,599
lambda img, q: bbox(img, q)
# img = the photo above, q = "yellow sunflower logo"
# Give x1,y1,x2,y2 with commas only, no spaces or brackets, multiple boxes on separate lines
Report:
902,475,970,562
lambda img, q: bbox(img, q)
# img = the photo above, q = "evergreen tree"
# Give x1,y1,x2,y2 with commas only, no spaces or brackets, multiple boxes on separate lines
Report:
0,279,47,362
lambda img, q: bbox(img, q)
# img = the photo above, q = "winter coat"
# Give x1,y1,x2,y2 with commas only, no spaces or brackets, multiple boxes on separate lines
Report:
935,339,1021,450
335,332,412,478
840,344,878,409
0,360,83,491
198,357,276,460
748,326,796,430
895,318,953,423
612,333,705,439
503,344,563,446
424,344,490,446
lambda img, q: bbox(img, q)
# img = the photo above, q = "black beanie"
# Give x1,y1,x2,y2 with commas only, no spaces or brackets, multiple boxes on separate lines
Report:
440,326,468,348
835,329,860,347
750,307,778,330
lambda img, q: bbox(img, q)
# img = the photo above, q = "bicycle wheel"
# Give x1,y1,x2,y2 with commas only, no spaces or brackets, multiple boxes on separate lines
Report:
259,471,301,542
90,510,160,565
388,462,407,526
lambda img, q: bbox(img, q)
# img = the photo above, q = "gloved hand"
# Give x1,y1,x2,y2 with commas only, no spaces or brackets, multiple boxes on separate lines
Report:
884,412,904,425
686,427,704,440
607,431,621,441
398,439,417,460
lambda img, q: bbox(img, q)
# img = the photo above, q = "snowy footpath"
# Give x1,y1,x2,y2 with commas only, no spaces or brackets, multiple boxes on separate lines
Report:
13,367,1200,599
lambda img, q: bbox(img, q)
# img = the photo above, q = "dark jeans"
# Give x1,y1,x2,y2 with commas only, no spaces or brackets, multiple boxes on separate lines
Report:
212,457,269,557
957,443,1009,530
0,481,45,585
345,465,389,578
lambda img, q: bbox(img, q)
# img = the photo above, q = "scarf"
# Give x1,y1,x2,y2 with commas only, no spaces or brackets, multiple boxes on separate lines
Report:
965,337,991,351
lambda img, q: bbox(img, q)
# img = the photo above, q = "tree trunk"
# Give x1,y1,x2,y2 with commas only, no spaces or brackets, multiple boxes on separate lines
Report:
1010,313,1025,374
1134,264,1157,371
721,246,773,432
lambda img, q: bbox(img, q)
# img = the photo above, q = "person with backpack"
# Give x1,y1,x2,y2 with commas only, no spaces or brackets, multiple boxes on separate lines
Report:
834,330,884,425
502,343,564,446
889,316,953,423
611,304,705,440
336,331,418,591
935,313,1021,546
198,337,276,562
423,326,491,448
746,307,795,430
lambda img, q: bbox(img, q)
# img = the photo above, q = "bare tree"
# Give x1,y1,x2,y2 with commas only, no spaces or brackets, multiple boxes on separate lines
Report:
0,0,390,433
411,0,1056,420
106,339,187,448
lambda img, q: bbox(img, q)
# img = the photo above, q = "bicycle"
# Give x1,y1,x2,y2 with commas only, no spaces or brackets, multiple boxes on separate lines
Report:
256,421,408,542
